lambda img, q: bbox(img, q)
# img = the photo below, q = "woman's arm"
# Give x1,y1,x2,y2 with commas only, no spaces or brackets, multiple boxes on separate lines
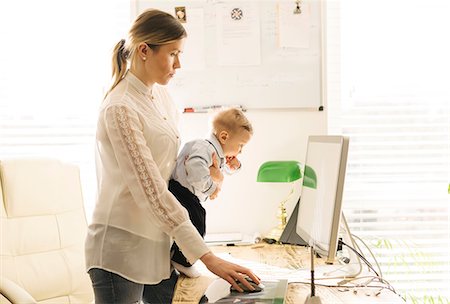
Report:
103,104,209,263
200,252,261,292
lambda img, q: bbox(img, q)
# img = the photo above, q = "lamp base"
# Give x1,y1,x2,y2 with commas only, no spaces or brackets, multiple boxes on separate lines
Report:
265,225,285,242
265,200,288,242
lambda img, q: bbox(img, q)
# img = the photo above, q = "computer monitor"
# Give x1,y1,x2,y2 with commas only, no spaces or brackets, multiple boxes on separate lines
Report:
296,135,349,264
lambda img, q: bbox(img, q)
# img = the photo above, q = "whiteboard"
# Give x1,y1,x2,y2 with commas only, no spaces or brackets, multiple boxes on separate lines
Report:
133,0,324,110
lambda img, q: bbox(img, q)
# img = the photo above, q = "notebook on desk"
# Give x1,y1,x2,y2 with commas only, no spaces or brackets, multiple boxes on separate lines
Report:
204,279,288,303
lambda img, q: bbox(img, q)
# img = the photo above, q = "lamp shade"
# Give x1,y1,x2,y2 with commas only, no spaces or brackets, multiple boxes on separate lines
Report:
257,160,317,189
302,165,317,189
257,161,302,183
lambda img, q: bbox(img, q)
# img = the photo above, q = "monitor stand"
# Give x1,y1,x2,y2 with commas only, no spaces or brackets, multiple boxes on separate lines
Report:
279,199,308,246
304,246,322,304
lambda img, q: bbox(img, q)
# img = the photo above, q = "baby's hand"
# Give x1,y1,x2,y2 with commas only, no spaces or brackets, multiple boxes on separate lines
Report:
226,156,241,171
210,152,224,183
209,184,221,200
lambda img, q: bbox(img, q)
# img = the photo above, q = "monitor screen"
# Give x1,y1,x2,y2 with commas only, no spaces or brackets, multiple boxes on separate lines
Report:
296,135,349,264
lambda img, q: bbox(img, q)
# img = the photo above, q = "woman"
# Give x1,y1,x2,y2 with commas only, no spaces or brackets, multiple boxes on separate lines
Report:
84,8,259,303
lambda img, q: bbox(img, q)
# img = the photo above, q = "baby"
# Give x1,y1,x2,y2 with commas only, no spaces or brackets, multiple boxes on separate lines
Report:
169,108,253,277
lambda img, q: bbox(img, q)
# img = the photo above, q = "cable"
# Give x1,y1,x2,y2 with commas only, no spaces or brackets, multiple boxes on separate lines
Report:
330,249,400,300
339,214,381,278
340,213,363,277
291,274,403,300
344,237,400,299
290,280,406,301
294,212,402,300
351,233,383,279
339,275,398,294
298,214,363,281
340,239,379,277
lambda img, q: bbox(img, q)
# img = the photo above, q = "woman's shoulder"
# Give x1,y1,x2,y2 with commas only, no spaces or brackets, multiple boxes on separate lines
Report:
101,82,135,111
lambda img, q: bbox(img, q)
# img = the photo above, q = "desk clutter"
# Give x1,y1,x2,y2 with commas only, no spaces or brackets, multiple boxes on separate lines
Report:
172,244,405,304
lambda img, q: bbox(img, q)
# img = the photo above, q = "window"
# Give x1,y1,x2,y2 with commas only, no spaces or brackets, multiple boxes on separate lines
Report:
0,0,130,218
327,0,450,302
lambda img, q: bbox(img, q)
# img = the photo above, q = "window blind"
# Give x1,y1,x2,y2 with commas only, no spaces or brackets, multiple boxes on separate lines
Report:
326,0,450,302
0,0,130,218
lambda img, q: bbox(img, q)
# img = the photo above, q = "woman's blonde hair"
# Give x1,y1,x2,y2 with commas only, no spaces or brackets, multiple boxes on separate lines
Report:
106,9,187,97
212,108,253,136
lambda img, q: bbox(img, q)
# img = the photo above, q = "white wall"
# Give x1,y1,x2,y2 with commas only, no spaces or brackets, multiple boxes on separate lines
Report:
178,110,327,237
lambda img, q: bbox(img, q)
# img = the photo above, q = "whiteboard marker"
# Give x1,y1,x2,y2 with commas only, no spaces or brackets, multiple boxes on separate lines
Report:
183,105,244,113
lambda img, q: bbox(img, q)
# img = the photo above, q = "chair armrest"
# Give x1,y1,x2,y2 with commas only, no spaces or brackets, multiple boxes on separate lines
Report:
0,277,36,304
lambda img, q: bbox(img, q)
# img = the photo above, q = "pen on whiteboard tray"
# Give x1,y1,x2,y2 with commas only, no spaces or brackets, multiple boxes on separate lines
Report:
183,106,220,113
183,105,223,113
183,105,244,113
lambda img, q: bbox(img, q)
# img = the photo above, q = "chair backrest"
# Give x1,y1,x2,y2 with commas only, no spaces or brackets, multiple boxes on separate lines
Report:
0,158,93,304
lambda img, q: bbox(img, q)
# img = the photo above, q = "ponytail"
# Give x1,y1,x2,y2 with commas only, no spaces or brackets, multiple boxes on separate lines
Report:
105,39,129,98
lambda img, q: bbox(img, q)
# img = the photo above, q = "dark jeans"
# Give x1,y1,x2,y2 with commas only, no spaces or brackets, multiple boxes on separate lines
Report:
169,179,206,267
88,268,178,304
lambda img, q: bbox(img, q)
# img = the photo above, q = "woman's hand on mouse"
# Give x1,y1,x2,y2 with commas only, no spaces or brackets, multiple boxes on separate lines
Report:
200,252,260,292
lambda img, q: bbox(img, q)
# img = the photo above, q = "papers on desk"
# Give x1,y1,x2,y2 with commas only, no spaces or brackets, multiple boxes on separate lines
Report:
204,233,260,246
203,279,232,303
198,252,360,285
197,251,311,282
204,232,243,245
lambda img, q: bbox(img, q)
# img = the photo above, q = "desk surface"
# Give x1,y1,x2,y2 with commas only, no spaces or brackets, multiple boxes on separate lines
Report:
173,243,405,304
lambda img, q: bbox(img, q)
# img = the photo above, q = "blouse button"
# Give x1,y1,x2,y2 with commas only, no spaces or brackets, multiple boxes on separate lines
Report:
163,117,167,120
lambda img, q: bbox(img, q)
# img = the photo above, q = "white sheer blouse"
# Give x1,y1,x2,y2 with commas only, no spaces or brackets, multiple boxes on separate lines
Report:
85,72,210,284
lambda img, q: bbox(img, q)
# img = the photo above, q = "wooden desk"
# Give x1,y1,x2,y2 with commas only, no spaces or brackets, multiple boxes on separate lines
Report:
173,244,405,304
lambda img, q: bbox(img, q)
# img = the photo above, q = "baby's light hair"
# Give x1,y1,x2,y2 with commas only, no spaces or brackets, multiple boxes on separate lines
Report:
212,108,253,136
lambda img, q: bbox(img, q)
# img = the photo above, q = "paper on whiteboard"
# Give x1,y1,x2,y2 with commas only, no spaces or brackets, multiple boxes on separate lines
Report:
277,2,311,48
216,2,261,66
180,8,206,70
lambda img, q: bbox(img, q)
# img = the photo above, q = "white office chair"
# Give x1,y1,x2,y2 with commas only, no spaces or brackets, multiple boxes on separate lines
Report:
0,158,93,303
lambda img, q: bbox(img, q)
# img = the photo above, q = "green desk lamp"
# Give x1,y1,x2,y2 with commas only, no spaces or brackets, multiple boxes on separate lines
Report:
257,161,317,242
256,161,302,242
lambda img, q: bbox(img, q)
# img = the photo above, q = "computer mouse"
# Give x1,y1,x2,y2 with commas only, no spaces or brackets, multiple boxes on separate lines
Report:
230,277,264,293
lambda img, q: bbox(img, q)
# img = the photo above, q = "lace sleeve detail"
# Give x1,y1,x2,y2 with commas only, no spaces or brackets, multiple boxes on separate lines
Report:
106,104,188,232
